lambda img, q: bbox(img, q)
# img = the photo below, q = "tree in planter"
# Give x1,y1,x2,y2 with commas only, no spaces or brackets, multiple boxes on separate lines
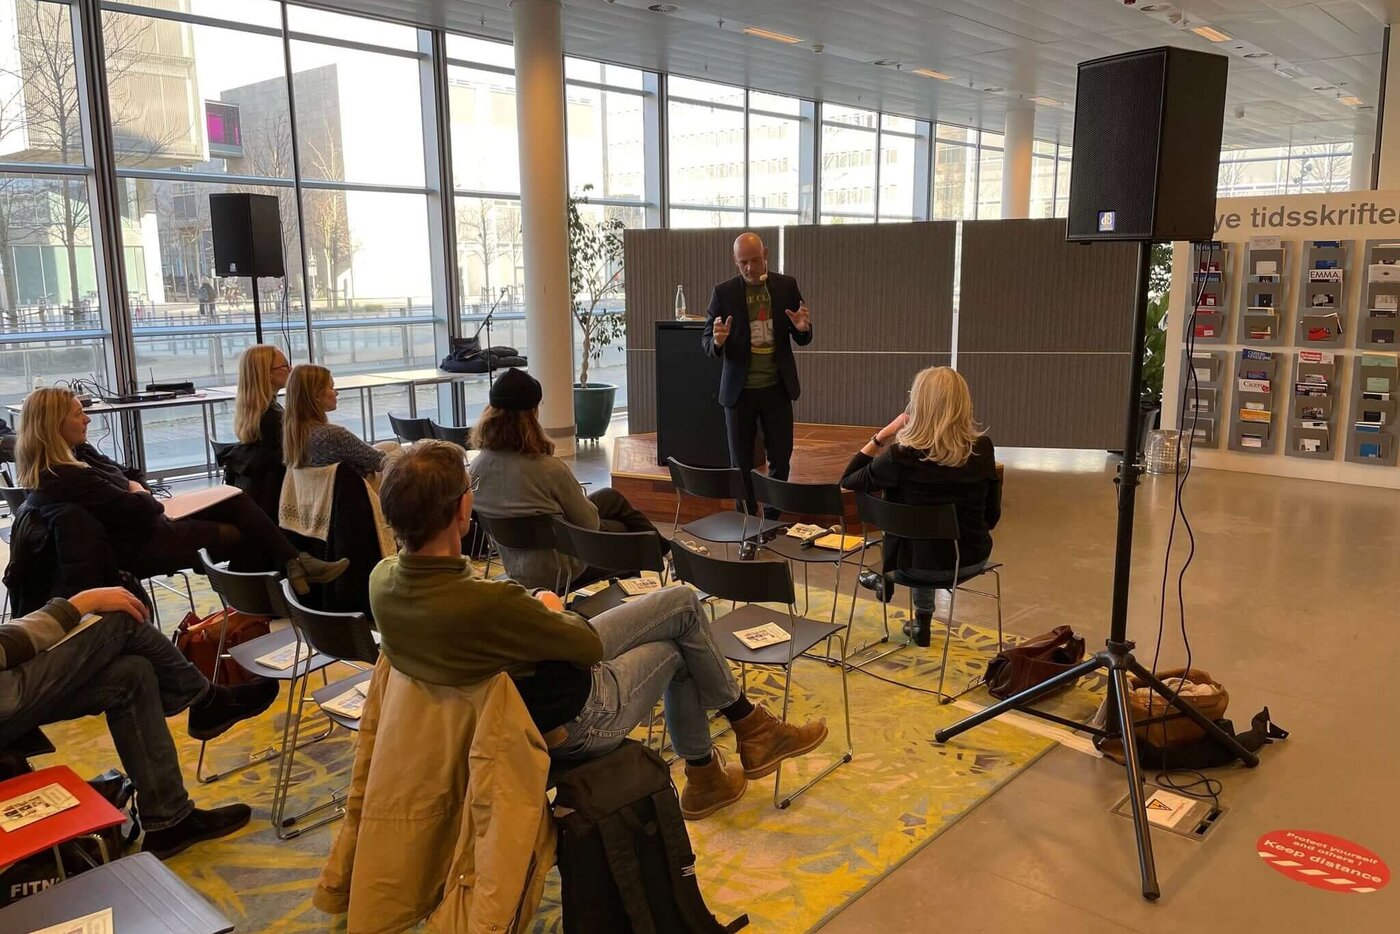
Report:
567,187,626,387
1141,242,1173,411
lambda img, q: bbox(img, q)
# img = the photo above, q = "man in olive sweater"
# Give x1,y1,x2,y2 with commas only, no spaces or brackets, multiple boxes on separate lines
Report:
370,441,829,820
0,587,277,858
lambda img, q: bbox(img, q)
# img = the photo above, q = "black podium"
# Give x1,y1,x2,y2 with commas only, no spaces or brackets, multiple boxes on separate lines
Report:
655,321,730,468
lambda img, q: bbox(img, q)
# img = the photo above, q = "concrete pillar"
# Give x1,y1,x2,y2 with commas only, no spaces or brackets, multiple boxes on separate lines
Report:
1352,116,1377,191
1001,106,1034,219
1379,28,1400,190
512,0,575,455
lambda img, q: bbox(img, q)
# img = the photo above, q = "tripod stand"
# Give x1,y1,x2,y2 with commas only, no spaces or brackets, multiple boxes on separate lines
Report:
933,239,1259,901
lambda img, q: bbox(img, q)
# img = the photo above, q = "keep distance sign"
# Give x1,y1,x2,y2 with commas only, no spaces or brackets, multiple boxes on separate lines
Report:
1256,830,1390,894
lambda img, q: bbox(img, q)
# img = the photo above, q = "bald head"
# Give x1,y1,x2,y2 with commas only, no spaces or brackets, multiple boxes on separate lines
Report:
732,232,769,284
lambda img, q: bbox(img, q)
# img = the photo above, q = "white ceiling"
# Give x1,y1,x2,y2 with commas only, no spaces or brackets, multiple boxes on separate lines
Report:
312,0,1390,148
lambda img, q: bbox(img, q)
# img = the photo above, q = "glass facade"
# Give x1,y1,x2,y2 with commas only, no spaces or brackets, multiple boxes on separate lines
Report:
0,1,1356,475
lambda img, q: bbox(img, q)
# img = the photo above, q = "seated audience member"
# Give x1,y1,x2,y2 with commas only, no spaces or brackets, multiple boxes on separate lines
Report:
283,365,389,476
840,366,1001,648
17,387,347,594
0,586,277,858
471,368,667,591
370,441,828,820
225,344,292,517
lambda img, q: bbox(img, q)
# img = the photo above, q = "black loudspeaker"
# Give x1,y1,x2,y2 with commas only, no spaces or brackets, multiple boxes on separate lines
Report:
1066,46,1228,242
209,193,285,278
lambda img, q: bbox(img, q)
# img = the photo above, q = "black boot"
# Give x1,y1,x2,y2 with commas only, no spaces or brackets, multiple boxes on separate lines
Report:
143,804,251,860
188,678,279,741
902,611,933,648
858,570,893,603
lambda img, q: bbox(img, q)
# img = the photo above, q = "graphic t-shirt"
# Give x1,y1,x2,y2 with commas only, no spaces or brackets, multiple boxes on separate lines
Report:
744,281,779,390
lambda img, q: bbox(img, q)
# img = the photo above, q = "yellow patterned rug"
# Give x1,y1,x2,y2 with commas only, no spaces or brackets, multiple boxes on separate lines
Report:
23,578,1069,933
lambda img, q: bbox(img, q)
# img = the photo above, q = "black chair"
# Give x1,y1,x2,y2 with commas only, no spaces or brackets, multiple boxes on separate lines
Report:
666,457,784,549
196,551,337,820
0,481,28,547
208,436,236,464
0,727,55,780
751,473,871,622
847,493,1004,701
476,512,567,591
669,544,852,809
388,413,434,443
430,421,472,449
552,518,667,619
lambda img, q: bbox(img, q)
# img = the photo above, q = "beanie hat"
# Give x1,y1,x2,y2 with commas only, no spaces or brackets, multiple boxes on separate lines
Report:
489,368,542,411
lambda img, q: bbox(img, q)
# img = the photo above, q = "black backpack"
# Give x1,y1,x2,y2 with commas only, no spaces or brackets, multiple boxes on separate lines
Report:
553,740,747,934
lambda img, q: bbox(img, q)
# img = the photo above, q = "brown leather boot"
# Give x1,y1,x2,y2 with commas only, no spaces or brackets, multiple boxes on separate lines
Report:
732,705,829,779
679,748,747,820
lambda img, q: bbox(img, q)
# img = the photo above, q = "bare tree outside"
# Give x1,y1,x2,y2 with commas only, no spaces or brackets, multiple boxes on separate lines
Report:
456,199,521,305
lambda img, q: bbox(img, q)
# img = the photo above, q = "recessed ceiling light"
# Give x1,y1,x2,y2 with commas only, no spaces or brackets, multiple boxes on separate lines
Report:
983,86,1004,93
1242,52,1268,59
1138,4,1171,11
1190,25,1232,42
912,68,952,80
1030,96,1060,106
1312,85,1335,91
870,59,899,66
647,3,678,12
742,26,802,44
1339,95,1364,106
1275,67,1302,79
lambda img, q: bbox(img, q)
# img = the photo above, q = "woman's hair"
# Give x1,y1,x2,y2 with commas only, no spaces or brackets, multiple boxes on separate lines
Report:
471,404,554,456
379,440,469,551
895,366,983,468
16,386,84,488
234,344,281,444
283,364,333,468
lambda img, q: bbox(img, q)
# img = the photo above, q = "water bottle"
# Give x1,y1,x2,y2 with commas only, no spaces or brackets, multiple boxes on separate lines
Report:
674,284,687,321
32,374,44,390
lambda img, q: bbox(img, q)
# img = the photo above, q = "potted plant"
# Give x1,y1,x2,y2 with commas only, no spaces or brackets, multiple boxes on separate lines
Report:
1138,243,1173,447
568,187,627,441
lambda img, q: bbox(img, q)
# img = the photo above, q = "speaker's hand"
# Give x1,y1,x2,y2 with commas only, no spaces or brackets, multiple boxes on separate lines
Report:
785,301,811,332
712,315,733,346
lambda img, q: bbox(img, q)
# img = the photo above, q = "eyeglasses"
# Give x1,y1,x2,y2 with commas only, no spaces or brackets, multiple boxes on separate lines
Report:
460,474,481,497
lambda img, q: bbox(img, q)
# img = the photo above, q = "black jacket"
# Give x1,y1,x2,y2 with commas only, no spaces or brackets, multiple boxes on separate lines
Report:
702,272,812,407
218,405,286,521
841,435,1001,576
31,444,162,553
3,500,120,617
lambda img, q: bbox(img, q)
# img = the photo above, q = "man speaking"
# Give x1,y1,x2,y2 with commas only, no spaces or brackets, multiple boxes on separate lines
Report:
702,232,812,517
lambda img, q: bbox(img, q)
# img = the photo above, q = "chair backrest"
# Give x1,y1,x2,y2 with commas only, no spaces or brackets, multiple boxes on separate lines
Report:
208,436,237,462
669,543,795,605
388,413,434,443
430,421,472,448
553,518,666,575
274,578,379,664
666,457,744,503
0,484,29,514
750,472,844,519
853,492,959,542
476,512,559,552
198,547,280,616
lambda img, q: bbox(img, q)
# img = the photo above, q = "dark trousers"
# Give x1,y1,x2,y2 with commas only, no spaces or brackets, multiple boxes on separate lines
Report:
724,383,794,518
131,490,299,578
570,488,669,589
0,614,208,829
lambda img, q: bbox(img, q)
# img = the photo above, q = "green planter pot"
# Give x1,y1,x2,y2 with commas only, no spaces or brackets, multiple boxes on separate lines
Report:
574,382,617,441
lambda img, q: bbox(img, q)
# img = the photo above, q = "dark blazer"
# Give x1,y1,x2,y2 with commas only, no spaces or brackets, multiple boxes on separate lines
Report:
31,444,162,552
841,435,1001,576
702,272,813,407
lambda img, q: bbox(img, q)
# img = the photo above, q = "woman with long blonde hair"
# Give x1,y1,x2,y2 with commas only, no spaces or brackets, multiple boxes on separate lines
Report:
17,386,347,594
841,366,1001,647
233,344,290,447
282,364,386,474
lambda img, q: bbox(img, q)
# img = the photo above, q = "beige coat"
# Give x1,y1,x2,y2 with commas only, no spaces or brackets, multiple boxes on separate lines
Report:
314,659,556,934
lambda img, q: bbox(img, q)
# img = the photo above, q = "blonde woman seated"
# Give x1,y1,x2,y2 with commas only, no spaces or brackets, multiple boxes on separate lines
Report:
840,366,1001,648
224,344,291,518
17,387,347,593
283,364,395,476
470,368,666,592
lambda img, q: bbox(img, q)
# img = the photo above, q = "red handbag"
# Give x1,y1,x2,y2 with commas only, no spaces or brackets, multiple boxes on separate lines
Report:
175,609,271,686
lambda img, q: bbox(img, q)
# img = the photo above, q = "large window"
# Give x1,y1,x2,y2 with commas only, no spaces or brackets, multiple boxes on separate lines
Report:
668,78,745,224
1217,143,1352,197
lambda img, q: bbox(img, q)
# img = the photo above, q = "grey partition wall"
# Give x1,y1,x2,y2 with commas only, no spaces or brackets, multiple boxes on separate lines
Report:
623,226,778,432
957,219,1138,449
784,221,956,425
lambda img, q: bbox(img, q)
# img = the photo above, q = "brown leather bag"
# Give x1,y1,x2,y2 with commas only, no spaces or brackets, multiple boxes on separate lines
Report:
984,625,1087,700
175,609,272,686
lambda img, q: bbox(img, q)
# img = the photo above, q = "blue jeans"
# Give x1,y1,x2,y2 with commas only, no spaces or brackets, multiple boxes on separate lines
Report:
552,585,742,762
904,562,987,615
0,613,209,830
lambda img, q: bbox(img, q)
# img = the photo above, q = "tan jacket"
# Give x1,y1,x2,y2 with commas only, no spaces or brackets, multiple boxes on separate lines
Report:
314,659,556,934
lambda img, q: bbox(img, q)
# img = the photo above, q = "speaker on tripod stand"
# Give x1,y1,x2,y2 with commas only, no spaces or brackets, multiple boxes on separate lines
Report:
209,193,286,344
934,46,1259,902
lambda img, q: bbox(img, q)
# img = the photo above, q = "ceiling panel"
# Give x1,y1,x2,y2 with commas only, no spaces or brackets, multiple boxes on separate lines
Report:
306,0,1388,147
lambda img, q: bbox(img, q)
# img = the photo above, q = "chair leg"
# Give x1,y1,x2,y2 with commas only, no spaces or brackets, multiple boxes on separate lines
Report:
52,845,67,882
992,569,1004,653
845,573,910,669
935,584,959,703
772,642,853,809
272,670,343,839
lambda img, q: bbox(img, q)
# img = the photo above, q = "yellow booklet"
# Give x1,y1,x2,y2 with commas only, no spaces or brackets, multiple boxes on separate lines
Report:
813,533,863,552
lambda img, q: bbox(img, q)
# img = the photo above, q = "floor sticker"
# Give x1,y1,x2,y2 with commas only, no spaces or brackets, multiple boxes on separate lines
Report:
1257,829,1390,893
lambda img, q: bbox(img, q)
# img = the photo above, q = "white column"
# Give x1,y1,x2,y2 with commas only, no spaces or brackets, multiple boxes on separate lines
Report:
1379,28,1400,190
1001,106,1034,219
1352,116,1377,191
512,0,575,455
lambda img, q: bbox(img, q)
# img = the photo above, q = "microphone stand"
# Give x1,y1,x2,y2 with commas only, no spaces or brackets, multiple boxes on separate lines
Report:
474,287,509,382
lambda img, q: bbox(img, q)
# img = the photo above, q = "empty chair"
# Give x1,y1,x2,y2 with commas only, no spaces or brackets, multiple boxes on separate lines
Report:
430,421,472,449
751,472,868,623
476,512,568,591
552,518,667,618
846,493,1004,701
669,544,852,809
388,413,434,444
667,457,784,549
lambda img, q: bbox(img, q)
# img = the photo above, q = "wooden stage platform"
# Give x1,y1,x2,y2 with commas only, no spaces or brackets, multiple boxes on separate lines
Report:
611,423,876,524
